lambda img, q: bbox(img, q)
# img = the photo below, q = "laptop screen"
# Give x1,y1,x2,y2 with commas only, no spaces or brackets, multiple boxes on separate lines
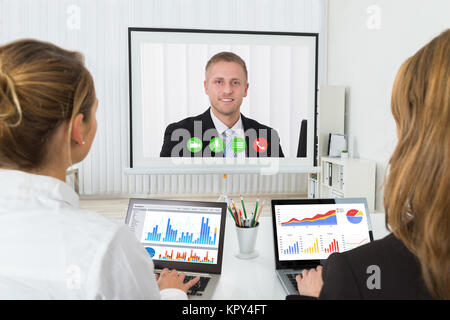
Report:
125,198,227,274
272,198,373,263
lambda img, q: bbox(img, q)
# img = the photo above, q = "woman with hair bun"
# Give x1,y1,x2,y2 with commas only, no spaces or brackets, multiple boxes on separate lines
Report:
0,39,198,299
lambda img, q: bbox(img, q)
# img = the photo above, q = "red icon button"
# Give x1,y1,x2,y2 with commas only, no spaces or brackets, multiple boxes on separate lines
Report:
253,137,268,153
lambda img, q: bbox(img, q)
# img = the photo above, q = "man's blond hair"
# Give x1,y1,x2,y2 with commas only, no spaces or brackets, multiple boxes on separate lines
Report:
205,51,248,81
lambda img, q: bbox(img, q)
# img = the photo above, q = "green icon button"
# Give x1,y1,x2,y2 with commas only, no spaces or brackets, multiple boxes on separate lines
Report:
209,137,224,153
187,137,203,153
232,138,246,153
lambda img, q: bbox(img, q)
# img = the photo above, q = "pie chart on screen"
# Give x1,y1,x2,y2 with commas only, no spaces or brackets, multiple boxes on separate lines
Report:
145,247,156,258
346,209,364,224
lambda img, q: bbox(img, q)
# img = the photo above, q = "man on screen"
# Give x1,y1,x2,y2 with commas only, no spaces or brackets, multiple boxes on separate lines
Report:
160,52,284,158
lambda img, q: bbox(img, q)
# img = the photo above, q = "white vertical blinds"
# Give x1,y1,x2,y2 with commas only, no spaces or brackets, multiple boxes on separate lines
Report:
0,0,326,196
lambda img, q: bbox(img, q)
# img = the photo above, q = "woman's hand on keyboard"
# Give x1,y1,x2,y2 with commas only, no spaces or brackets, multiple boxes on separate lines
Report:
296,266,323,298
156,268,200,293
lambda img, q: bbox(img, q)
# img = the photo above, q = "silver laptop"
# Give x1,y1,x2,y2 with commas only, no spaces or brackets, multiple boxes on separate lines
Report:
125,198,227,299
271,198,374,295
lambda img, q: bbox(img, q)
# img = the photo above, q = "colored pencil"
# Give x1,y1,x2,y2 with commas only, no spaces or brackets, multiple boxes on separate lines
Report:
231,199,239,226
254,200,264,226
240,196,247,219
252,199,259,227
227,206,237,224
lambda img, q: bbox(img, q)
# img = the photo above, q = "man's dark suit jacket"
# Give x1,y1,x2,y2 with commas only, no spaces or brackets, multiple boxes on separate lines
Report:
288,233,434,300
160,108,285,157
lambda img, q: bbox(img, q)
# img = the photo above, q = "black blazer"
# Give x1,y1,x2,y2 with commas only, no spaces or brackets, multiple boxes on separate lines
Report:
160,108,284,157
288,233,434,300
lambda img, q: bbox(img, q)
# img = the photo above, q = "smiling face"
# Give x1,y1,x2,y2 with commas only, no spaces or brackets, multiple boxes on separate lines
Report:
204,60,249,122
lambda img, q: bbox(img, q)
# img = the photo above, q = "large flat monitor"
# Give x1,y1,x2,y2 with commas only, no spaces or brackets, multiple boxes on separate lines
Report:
128,28,318,170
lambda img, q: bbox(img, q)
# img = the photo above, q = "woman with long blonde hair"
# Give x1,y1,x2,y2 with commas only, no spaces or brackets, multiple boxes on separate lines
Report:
384,28,449,300
296,29,449,300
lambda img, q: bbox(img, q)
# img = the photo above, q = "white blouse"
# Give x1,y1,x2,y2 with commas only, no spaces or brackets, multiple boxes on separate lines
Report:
0,169,186,300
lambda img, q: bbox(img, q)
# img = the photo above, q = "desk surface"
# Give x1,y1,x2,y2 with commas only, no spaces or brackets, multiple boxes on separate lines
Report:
211,214,389,300
214,216,283,299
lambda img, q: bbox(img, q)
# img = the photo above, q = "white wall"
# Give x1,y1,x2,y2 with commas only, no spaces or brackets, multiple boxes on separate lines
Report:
0,0,327,196
327,0,450,211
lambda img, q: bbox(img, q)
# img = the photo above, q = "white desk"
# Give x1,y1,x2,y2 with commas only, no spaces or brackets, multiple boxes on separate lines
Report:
210,214,390,300
212,216,283,299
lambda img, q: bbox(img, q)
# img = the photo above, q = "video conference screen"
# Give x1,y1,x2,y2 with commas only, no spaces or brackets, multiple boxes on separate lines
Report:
129,28,318,168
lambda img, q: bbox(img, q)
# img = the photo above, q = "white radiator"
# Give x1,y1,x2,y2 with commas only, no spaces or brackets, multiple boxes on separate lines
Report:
110,174,307,195
144,173,308,195
76,172,307,196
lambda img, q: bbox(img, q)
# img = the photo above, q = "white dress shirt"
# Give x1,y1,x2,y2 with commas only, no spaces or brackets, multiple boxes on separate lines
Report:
209,108,246,158
0,169,186,300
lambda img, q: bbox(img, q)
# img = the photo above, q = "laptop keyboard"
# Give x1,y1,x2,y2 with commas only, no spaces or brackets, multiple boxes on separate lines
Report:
184,275,210,296
286,273,300,290
155,272,211,296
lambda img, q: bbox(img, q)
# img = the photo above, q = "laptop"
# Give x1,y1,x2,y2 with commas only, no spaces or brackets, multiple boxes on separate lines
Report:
125,198,227,299
271,198,374,295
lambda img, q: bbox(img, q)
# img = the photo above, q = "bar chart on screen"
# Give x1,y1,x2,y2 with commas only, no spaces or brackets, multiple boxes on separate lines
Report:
280,232,344,259
303,237,320,254
155,246,217,264
283,240,302,255
281,234,322,256
324,238,340,253
141,211,221,248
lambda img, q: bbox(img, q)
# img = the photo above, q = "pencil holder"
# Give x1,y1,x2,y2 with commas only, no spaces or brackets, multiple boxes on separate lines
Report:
235,222,259,259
